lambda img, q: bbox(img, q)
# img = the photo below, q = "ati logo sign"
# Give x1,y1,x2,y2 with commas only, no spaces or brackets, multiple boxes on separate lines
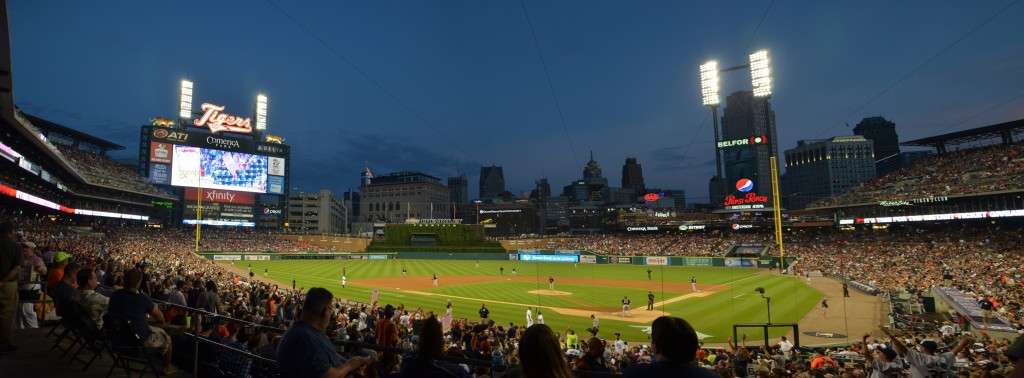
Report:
194,103,253,134
205,136,241,150
152,128,189,143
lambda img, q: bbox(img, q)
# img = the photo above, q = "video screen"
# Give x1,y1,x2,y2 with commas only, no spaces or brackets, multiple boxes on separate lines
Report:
170,145,268,193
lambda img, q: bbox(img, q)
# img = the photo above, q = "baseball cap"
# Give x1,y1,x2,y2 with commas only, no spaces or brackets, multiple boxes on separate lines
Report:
22,241,36,248
879,347,898,361
54,252,71,264
919,340,939,353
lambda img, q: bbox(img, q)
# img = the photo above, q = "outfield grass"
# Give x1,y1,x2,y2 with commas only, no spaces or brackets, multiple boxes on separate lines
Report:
231,259,821,342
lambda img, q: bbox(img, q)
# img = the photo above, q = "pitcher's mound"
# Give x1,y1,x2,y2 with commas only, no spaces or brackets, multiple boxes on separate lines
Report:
528,289,572,296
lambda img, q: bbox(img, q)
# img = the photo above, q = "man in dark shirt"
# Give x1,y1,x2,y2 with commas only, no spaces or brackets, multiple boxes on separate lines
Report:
623,316,720,378
107,269,174,373
479,303,489,321
51,262,81,318
0,221,23,353
277,288,370,378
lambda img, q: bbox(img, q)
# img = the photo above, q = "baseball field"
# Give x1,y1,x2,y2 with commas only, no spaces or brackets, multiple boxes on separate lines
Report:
227,259,822,342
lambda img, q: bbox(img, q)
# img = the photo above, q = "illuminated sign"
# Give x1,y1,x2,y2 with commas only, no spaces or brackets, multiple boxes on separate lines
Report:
735,178,754,193
150,117,175,127
716,135,768,149
519,254,579,263
643,193,661,202
265,134,284,144
0,183,148,220
731,223,754,230
193,103,253,134
678,224,706,231
184,188,256,205
479,209,523,214
152,128,189,143
724,192,768,207
626,226,659,232
839,209,1024,225
878,196,949,207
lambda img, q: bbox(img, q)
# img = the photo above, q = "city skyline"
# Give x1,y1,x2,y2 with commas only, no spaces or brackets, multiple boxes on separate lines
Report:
8,1,1024,202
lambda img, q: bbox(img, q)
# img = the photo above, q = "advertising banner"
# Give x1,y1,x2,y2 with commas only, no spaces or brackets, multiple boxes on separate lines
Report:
185,188,255,205
645,256,668,266
244,255,270,261
519,254,579,263
616,257,633,264
150,127,255,152
579,255,597,264
682,257,714,266
150,142,172,163
268,157,286,176
256,142,289,156
268,176,285,194
212,255,242,261
149,164,170,184
724,258,756,267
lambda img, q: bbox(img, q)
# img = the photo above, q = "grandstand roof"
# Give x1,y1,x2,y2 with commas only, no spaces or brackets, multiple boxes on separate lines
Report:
23,113,125,150
902,118,1024,148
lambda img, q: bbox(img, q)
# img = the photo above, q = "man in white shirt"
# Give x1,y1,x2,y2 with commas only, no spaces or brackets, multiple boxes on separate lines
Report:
778,336,794,358
526,307,534,327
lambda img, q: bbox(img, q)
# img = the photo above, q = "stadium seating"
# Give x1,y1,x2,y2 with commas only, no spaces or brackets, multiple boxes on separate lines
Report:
811,143,1024,207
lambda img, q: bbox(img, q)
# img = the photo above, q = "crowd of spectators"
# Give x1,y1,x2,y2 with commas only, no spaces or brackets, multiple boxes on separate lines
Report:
2,215,1024,377
812,142,1024,207
53,144,173,198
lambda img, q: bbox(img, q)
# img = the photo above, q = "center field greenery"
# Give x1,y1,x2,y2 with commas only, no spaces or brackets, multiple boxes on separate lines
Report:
229,259,821,342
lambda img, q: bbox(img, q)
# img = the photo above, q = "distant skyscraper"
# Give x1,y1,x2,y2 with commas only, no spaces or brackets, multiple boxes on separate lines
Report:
564,152,609,203
782,136,876,209
719,90,778,208
853,116,900,175
479,165,505,202
621,157,645,195
360,163,374,187
532,178,551,200
447,175,469,205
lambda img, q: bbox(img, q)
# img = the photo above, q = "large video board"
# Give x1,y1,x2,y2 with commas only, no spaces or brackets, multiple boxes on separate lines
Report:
170,145,268,193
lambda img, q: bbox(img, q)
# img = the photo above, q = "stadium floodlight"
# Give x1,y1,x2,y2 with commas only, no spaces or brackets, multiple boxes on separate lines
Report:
699,60,720,106
255,94,268,131
179,79,194,119
749,50,772,97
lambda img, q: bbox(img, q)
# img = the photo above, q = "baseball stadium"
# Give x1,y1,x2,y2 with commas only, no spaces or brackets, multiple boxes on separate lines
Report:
3,2,1024,378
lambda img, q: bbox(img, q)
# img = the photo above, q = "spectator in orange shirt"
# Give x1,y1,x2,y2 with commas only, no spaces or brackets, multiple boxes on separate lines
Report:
810,349,838,370
46,252,71,292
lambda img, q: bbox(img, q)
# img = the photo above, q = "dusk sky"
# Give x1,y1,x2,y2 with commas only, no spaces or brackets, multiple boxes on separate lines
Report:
8,1,1024,202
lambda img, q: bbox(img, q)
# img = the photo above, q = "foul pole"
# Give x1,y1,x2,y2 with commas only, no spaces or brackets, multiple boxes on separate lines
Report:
769,156,784,272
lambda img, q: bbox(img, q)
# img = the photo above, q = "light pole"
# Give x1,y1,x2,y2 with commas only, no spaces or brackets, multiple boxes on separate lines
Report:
755,287,772,324
749,50,784,271
699,61,726,202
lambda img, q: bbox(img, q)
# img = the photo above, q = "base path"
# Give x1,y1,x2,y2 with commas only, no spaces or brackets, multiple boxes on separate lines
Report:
795,276,886,346
402,290,674,324
353,274,726,293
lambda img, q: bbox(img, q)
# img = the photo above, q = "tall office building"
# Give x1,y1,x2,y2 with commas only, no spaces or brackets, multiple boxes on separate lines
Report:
479,165,505,202
718,91,778,209
447,175,469,205
621,157,645,195
360,171,450,223
782,136,876,209
531,178,552,200
853,116,900,175
287,189,347,234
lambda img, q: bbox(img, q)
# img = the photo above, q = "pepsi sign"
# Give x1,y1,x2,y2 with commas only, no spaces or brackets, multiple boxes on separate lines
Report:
735,178,754,193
